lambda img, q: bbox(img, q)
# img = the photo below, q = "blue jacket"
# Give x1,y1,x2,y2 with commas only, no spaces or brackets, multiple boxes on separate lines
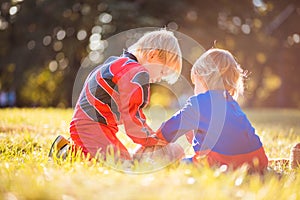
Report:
159,90,263,156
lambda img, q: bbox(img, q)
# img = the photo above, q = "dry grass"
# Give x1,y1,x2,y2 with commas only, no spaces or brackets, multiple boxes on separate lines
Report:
0,108,300,200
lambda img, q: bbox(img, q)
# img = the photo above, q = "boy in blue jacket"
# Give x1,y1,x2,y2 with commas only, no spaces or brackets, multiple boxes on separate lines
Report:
155,48,268,171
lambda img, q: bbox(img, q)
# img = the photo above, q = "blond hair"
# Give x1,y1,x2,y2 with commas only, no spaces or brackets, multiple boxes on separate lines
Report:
128,29,182,84
192,48,245,99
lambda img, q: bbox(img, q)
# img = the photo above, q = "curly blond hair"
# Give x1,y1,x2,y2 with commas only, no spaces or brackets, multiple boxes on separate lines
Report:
128,29,182,84
192,48,245,99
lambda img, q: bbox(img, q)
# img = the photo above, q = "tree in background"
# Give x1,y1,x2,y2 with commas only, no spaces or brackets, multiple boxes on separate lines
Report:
0,0,299,107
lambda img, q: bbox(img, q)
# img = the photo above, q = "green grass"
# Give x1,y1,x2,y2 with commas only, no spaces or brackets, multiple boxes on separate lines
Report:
1,108,300,200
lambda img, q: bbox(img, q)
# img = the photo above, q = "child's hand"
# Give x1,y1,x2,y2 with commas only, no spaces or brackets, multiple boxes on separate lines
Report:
144,134,168,146
155,130,169,145
156,138,168,146
132,143,184,162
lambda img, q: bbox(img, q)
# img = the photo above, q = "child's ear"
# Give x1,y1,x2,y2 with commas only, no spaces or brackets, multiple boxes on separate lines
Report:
191,72,195,84
191,71,200,84
148,50,155,58
147,50,159,61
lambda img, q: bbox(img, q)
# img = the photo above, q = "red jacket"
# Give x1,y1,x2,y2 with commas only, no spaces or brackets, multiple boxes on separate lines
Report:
70,52,156,157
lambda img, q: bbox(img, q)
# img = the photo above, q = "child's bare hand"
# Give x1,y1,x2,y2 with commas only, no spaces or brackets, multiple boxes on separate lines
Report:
156,137,168,146
144,134,168,146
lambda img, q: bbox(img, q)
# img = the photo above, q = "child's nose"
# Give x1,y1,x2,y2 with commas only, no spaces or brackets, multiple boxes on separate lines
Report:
156,76,162,83
150,77,161,83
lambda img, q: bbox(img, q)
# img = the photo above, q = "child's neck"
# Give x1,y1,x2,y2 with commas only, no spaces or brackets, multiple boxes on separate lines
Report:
194,85,208,95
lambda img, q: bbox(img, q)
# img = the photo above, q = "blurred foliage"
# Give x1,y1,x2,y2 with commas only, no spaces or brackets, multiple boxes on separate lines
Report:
0,0,299,107
20,67,65,107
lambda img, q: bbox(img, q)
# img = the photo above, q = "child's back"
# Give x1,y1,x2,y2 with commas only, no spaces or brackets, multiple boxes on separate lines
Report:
191,90,268,171
156,48,268,171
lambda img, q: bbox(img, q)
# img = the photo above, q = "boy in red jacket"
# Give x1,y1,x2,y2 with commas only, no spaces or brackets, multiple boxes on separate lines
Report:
49,29,182,161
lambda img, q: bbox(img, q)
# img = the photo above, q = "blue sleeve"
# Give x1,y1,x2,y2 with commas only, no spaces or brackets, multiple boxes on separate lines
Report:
160,96,200,142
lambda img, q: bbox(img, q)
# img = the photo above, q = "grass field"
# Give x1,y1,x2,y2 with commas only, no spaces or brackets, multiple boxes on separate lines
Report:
1,108,300,200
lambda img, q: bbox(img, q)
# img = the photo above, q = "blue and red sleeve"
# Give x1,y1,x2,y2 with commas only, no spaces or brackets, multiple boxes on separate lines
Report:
156,96,200,143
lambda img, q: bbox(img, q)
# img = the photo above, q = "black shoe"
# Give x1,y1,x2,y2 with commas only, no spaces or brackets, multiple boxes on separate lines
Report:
49,135,70,159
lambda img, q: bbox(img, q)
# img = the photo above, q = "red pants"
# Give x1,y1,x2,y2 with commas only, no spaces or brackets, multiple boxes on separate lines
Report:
193,147,268,172
70,120,131,160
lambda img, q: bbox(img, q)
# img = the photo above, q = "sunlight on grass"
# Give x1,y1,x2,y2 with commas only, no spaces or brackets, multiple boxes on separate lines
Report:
1,108,300,199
